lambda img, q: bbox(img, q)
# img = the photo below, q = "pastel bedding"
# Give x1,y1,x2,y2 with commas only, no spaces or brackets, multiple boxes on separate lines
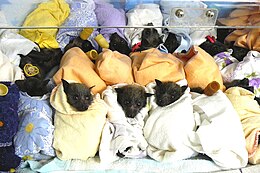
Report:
53,47,107,94
225,87,260,164
50,81,108,160
187,91,248,169
95,49,134,85
99,83,149,163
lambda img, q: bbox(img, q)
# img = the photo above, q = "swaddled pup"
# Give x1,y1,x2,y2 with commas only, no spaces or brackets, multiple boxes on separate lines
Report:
15,77,50,97
154,79,187,107
109,32,131,56
62,79,94,111
64,37,94,53
115,85,152,118
138,23,163,51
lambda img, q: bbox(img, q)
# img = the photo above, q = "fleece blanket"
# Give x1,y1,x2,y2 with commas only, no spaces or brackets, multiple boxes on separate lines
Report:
50,81,108,160
131,48,185,86
176,46,225,91
99,83,149,164
14,92,55,160
19,0,70,49
0,29,39,66
0,50,24,82
225,87,260,164
231,51,260,97
187,91,248,169
218,7,260,52
95,49,134,85
124,3,163,46
53,47,107,94
144,80,197,162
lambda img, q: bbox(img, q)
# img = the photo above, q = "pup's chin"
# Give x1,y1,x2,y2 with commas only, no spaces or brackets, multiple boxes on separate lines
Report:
75,106,89,112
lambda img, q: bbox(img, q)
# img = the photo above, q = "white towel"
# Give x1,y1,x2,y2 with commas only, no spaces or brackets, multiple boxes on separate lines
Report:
99,84,149,164
187,91,248,169
144,80,197,162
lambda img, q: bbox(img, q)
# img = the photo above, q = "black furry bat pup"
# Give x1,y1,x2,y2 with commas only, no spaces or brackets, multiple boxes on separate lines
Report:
115,85,153,118
109,32,131,56
15,77,50,97
62,79,94,112
154,79,187,107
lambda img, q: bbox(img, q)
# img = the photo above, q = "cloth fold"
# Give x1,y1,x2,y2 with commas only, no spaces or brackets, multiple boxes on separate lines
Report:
131,48,185,86
95,49,134,85
53,47,107,94
50,81,108,160
99,83,149,163
225,87,260,164
187,90,248,169
19,0,70,49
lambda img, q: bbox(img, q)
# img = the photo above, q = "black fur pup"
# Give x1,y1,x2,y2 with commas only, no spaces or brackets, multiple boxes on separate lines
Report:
163,32,179,53
109,32,131,56
154,79,187,107
115,85,153,118
64,37,94,53
62,79,94,112
15,77,50,97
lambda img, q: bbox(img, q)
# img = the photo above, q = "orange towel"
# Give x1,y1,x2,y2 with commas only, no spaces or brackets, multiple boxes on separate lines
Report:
176,46,225,91
218,8,260,52
131,48,185,86
95,49,134,85
53,47,107,94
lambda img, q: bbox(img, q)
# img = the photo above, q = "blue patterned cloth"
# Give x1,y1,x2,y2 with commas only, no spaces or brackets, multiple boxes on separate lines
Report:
0,82,19,147
14,92,55,160
56,0,98,51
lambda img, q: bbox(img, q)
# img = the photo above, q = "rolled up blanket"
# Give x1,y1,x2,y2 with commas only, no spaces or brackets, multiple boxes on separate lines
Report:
144,80,197,162
225,87,260,164
50,81,108,160
95,49,134,85
99,83,149,163
131,48,185,86
53,47,107,94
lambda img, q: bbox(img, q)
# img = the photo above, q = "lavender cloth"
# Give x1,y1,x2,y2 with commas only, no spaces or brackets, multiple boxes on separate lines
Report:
56,0,98,51
94,0,127,42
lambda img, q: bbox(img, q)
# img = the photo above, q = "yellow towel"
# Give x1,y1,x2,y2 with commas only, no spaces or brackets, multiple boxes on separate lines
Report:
19,0,70,49
131,48,185,86
95,49,134,85
53,47,107,94
176,46,225,91
218,8,260,52
50,82,108,160
225,87,260,164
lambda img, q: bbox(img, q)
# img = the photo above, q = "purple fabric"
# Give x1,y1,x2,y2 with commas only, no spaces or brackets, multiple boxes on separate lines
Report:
0,145,21,172
94,0,127,42
0,82,19,146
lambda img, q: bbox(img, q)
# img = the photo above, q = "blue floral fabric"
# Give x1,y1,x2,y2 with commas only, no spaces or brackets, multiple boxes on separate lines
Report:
0,82,19,147
14,92,55,160
56,0,98,51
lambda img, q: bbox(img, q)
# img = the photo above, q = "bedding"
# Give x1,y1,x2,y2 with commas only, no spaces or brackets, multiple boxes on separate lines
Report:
99,83,149,164
53,47,107,94
225,87,260,164
95,49,134,85
50,81,108,160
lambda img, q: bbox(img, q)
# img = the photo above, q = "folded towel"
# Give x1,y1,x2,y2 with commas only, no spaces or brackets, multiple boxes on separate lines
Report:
99,84,149,163
53,47,107,94
131,48,185,86
95,49,134,85
19,0,70,49
144,81,197,162
187,90,248,169
225,87,260,164
50,82,108,160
